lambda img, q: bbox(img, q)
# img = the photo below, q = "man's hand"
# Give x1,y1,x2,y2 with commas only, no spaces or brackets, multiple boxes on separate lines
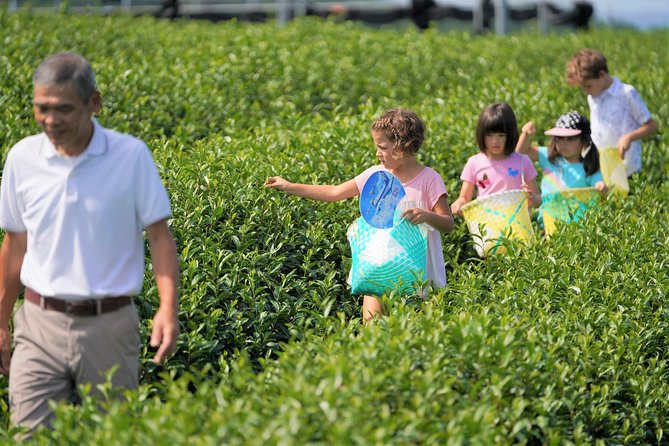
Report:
0,325,11,375
150,307,179,364
145,220,180,365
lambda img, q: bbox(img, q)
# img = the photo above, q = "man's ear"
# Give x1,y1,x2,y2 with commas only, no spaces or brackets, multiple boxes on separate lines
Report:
89,90,102,115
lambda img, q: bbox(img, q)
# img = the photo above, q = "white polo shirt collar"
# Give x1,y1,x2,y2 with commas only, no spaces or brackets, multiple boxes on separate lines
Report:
38,118,107,160
596,76,621,100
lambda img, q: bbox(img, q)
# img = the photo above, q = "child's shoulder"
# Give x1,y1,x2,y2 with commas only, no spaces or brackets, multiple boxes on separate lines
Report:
466,151,487,163
515,151,536,162
358,164,385,176
495,152,529,164
420,165,445,179
610,77,644,96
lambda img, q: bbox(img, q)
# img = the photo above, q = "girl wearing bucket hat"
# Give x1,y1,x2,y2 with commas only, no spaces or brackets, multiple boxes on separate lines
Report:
516,111,607,227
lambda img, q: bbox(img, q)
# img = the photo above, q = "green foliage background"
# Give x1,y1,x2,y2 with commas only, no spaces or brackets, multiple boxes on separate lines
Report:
0,10,668,444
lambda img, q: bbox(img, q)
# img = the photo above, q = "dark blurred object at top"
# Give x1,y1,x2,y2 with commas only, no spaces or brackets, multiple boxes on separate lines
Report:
156,0,179,19
154,0,593,33
327,0,594,32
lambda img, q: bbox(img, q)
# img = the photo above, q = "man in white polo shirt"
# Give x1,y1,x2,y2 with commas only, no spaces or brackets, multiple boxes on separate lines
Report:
0,52,179,433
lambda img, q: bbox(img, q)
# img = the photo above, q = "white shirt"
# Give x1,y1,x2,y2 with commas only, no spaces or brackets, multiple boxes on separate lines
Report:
588,76,652,175
0,119,172,300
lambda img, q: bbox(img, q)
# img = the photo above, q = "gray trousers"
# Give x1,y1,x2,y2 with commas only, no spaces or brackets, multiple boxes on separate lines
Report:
9,299,140,432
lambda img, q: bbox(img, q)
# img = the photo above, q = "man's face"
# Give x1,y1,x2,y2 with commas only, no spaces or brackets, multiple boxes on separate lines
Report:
33,83,100,154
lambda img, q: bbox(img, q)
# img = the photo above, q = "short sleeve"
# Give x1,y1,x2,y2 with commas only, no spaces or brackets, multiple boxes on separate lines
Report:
134,143,172,227
537,146,549,169
460,156,477,184
0,150,27,232
354,165,384,193
424,169,448,211
626,86,652,127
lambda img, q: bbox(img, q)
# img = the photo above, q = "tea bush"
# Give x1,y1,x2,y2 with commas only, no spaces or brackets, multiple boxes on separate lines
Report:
0,9,667,443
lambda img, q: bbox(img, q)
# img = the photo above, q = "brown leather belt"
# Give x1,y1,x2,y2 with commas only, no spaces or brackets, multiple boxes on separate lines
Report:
24,288,132,317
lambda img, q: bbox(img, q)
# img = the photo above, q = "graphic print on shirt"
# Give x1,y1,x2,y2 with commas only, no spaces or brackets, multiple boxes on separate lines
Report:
477,173,491,190
507,167,519,177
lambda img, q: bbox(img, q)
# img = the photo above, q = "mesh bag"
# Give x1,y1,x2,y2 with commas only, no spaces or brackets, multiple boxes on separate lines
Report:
461,190,534,257
347,216,428,296
542,187,600,236
599,147,629,197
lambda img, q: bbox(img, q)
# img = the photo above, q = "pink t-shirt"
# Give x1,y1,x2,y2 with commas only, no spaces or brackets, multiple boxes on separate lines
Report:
355,165,448,288
460,151,537,198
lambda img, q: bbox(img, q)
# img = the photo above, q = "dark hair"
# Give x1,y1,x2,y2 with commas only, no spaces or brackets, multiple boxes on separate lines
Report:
565,49,608,86
475,103,519,156
548,135,600,176
371,108,425,155
33,52,97,102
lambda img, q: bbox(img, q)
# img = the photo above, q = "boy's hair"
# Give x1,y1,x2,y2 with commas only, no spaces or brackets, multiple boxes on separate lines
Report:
547,112,600,176
566,49,609,86
371,108,425,155
475,102,519,155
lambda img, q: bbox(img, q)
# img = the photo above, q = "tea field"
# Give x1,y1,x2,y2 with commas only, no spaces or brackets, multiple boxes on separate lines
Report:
0,10,668,444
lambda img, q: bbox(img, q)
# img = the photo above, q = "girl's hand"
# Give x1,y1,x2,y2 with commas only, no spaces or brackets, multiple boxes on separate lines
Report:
402,207,430,225
521,121,536,136
594,181,608,193
265,176,290,191
450,198,465,217
522,182,541,208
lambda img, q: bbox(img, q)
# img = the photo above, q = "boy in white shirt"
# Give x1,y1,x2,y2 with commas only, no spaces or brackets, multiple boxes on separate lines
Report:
566,49,658,176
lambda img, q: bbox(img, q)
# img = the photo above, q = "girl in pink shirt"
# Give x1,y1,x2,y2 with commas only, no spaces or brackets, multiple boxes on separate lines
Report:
265,109,454,322
451,102,542,216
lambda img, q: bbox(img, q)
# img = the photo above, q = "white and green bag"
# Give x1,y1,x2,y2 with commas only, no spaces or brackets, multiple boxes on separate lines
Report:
347,216,428,296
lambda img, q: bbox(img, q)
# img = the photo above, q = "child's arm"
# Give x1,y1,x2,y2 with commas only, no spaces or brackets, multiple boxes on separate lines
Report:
450,181,475,217
516,121,539,162
618,118,659,159
265,176,359,202
402,194,454,233
522,178,542,209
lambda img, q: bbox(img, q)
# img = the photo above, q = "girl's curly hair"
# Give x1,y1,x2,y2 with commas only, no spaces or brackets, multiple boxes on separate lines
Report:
371,109,425,155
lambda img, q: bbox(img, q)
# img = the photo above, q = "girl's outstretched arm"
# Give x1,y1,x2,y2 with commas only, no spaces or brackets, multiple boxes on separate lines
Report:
265,177,359,202
450,181,475,217
516,121,539,162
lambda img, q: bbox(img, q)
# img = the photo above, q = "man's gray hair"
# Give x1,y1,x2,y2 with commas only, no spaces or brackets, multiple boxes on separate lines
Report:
33,52,97,102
